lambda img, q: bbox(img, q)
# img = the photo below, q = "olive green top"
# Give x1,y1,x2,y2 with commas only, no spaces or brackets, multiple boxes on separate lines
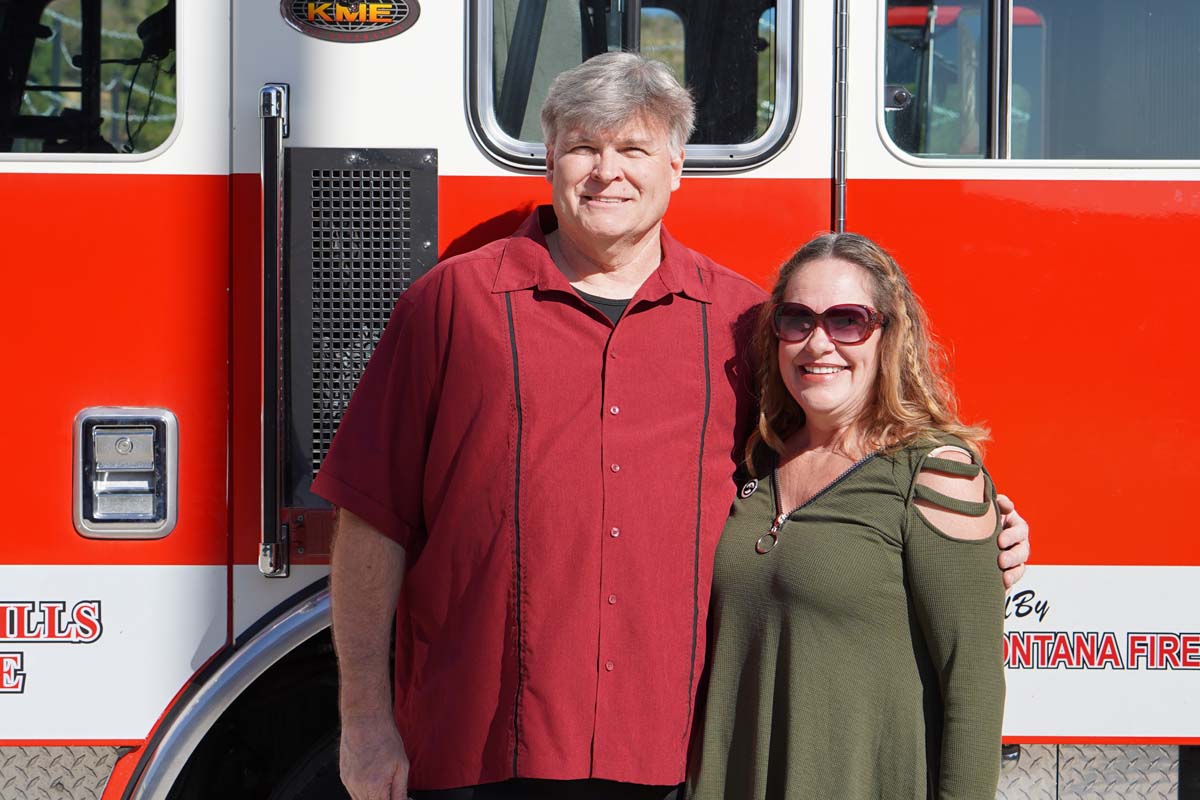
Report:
687,441,1005,800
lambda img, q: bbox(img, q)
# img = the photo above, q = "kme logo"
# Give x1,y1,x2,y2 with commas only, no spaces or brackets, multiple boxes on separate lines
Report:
281,0,421,42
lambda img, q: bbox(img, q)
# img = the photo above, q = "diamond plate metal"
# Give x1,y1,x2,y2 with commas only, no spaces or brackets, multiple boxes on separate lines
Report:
998,744,1057,799
1059,745,1177,799
997,745,1178,799
0,746,120,800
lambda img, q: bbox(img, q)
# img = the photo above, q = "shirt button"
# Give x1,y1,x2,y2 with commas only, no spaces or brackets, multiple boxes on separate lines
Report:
608,594,617,605
610,463,620,473
609,527,620,538
605,660,615,672
609,405,620,415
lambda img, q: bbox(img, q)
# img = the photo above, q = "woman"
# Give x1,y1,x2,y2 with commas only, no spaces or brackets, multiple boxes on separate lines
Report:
687,233,1005,799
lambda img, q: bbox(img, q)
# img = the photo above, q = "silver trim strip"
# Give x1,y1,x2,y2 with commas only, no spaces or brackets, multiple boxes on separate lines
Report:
470,0,798,171
999,0,1013,159
128,588,331,799
833,0,848,231
987,0,1001,158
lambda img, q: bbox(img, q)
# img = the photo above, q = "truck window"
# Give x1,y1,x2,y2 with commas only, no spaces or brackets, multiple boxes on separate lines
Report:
884,3,988,157
478,0,792,167
883,0,1200,160
0,0,176,155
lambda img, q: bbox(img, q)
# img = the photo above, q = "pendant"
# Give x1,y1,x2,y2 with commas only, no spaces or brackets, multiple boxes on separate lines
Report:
755,531,778,554
757,513,787,554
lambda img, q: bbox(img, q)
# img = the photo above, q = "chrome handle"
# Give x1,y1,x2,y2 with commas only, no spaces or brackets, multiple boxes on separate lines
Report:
259,83,289,578
73,407,179,539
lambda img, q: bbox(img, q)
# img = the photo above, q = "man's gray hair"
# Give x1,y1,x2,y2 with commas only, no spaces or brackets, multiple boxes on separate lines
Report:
540,52,695,152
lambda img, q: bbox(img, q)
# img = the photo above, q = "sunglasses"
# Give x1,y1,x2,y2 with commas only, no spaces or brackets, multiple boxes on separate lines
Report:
771,303,886,345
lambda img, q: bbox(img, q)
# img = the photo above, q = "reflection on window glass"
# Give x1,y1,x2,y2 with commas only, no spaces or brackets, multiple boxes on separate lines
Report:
1023,0,1199,159
1008,9,1045,159
490,0,779,147
757,8,776,137
492,0,582,141
641,8,684,87
0,0,176,154
884,2,988,158
883,0,1200,159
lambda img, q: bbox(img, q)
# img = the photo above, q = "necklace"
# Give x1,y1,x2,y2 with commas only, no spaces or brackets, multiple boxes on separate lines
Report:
755,451,880,554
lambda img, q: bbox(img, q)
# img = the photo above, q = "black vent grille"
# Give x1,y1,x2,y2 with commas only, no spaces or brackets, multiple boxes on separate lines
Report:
285,148,437,509
310,168,415,475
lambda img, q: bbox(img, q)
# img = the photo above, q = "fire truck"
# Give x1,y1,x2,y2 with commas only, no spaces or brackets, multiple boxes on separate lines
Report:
1,0,1198,797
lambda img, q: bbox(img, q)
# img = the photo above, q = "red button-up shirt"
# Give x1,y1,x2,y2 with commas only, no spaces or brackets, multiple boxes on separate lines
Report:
313,208,766,789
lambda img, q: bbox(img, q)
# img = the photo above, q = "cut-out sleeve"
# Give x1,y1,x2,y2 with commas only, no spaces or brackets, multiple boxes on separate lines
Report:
903,446,1006,799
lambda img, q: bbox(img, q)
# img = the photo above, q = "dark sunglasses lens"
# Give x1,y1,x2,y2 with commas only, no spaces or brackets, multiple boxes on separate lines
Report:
775,305,816,341
825,306,872,343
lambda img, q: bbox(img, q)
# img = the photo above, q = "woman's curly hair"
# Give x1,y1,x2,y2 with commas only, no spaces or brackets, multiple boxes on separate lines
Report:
745,232,988,473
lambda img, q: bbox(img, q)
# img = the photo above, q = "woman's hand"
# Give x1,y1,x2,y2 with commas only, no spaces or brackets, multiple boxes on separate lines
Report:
996,494,1030,590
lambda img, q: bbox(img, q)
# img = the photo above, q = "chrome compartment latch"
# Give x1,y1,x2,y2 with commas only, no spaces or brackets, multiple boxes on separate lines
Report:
74,407,178,539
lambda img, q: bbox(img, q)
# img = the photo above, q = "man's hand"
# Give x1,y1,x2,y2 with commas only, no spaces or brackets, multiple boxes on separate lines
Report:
996,493,1030,590
340,713,410,800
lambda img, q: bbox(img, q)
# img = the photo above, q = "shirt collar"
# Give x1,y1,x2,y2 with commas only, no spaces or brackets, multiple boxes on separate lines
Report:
644,223,712,304
491,206,711,304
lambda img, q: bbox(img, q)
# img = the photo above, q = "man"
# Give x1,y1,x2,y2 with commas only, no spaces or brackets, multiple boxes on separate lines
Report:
314,52,1030,800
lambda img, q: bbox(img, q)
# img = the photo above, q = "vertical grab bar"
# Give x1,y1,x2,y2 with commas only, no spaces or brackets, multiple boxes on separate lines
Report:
259,83,290,578
832,0,848,233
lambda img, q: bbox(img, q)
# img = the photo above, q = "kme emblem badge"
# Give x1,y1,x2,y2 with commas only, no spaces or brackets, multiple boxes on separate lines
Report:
281,1,420,42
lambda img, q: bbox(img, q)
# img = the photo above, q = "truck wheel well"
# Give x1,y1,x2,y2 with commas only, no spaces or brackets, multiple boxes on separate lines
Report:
166,628,340,799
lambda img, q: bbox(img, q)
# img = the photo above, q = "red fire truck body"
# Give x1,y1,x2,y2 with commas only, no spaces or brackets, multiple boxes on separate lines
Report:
1,0,1198,797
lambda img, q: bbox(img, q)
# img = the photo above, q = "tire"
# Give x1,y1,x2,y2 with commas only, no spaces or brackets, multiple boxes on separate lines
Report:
268,730,350,800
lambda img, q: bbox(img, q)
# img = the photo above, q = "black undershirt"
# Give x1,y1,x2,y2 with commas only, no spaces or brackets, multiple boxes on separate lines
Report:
576,287,633,325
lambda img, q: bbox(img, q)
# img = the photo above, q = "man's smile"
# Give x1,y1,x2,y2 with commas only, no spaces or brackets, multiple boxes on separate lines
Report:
581,195,631,204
